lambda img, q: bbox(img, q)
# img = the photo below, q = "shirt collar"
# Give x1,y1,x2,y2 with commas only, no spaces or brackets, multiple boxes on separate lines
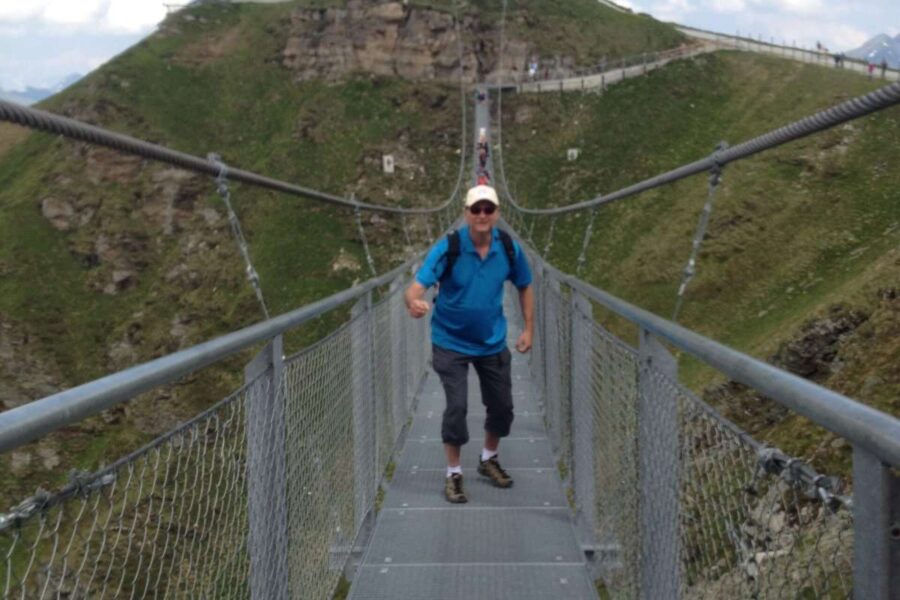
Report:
460,225,499,255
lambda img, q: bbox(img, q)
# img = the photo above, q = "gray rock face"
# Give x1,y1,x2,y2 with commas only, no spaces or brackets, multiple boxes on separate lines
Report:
40,197,76,231
282,1,531,83
772,305,869,381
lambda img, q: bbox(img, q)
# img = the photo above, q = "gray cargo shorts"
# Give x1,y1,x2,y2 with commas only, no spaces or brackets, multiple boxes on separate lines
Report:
431,344,514,446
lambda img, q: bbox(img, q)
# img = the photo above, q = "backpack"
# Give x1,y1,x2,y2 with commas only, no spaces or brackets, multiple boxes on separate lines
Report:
440,229,516,284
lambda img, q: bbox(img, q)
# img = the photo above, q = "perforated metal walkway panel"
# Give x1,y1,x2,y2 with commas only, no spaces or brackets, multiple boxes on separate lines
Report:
348,321,598,599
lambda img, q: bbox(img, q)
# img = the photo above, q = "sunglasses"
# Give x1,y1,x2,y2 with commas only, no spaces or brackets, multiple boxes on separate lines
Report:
468,204,497,215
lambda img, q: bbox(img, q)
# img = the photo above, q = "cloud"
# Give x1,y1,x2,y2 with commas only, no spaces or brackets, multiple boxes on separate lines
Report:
642,0,695,22
707,0,746,12
0,0,165,34
41,0,106,25
0,23,26,37
0,45,109,90
104,0,167,34
763,0,824,15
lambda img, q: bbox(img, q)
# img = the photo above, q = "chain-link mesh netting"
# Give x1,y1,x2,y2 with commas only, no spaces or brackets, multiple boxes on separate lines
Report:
1,274,430,599
585,319,641,598
1,380,257,599
539,274,572,468
531,266,854,599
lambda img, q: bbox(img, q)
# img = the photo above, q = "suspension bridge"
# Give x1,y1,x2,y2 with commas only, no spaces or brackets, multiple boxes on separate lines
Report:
1,8,900,599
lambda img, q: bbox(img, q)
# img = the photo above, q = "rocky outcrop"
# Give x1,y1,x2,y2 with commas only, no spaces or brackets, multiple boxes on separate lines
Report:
0,318,63,411
282,1,531,83
703,303,872,438
771,304,869,381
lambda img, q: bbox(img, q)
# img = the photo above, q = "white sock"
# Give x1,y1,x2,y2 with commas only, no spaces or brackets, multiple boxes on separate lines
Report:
447,465,462,478
481,448,498,462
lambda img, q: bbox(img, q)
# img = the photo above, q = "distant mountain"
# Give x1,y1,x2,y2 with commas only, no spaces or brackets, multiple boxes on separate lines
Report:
0,73,82,106
846,33,900,68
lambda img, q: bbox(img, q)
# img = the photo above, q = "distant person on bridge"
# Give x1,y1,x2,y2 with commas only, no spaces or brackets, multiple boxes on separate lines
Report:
405,185,534,504
882,59,889,78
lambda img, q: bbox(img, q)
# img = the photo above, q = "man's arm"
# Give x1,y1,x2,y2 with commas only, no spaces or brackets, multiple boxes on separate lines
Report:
515,285,534,353
405,281,431,319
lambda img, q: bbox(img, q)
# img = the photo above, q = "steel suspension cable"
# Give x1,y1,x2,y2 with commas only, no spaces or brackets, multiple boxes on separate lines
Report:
575,208,598,276
542,216,556,258
0,8,471,218
492,0,529,235
0,100,448,214
208,154,271,319
672,142,727,322
354,202,378,277
496,81,900,216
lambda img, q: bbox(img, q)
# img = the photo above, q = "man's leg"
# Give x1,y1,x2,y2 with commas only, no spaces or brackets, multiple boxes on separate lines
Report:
432,345,471,503
483,430,500,454
473,348,514,488
444,444,462,469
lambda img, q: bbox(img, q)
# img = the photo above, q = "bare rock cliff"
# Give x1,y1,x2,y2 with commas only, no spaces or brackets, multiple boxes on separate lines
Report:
282,1,530,84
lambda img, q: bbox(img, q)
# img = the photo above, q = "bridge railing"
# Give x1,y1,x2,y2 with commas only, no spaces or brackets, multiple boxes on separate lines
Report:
676,25,900,83
515,44,713,93
0,264,431,598
518,245,899,599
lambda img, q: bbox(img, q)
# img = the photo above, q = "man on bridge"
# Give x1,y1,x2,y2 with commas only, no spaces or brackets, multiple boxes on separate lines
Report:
405,185,534,503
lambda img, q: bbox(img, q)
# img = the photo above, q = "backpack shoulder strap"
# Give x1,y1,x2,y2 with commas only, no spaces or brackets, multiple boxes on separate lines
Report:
498,229,516,271
441,230,461,282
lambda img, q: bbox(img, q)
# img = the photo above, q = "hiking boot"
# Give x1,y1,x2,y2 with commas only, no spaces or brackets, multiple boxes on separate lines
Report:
478,456,514,488
444,473,468,503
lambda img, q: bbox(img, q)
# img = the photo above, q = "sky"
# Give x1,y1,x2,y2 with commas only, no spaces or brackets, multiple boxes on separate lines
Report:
0,0,898,91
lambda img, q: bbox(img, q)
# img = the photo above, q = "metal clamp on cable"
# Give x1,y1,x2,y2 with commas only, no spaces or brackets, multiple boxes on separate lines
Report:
0,489,52,532
753,446,848,510
709,140,728,186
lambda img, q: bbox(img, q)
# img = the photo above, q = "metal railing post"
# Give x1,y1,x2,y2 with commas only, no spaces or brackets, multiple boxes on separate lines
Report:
352,292,376,533
545,276,563,452
637,329,680,599
245,335,289,600
852,446,900,599
570,290,597,550
390,278,408,429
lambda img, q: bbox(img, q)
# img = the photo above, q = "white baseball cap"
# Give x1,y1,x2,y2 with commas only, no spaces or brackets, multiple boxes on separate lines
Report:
464,185,499,208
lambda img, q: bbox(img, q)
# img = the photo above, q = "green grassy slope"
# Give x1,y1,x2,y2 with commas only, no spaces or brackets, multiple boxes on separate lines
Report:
501,52,900,473
0,1,688,502
0,2,463,502
472,0,685,63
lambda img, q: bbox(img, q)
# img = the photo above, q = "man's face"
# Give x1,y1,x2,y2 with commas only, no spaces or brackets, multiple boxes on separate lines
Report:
464,200,499,234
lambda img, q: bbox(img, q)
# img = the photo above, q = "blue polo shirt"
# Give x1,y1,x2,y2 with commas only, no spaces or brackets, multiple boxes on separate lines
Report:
415,226,532,356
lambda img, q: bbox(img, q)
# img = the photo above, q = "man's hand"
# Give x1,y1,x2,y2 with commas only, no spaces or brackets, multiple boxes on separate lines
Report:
407,299,431,319
405,282,430,319
515,330,532,353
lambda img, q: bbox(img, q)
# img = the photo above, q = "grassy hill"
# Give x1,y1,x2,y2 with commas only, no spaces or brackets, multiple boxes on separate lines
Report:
500,51,900,474
0,0,687,505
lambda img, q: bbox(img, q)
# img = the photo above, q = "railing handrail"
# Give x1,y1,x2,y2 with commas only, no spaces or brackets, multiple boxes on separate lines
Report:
517,232,900,467
0,256,421,453
676,24,900,73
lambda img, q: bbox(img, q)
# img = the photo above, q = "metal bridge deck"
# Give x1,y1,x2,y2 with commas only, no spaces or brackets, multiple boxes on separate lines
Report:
348,335,597,599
